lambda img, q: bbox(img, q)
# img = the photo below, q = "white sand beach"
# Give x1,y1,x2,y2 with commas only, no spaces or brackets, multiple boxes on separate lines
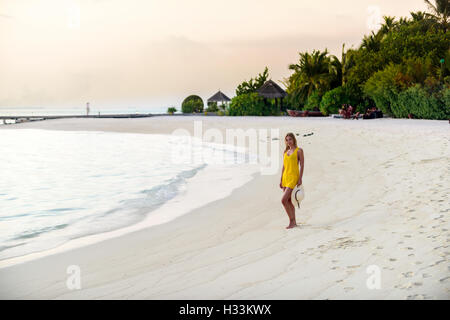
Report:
0,116,448,299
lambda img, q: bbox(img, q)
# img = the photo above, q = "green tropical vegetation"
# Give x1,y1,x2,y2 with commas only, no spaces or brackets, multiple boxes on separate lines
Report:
228,92,280,116
235,67,269,96
227,67,282,116
183,1,449,119
181,95,204,113
285,50,342,109
206,101,229,112
206,102,219,112
167,107,177,114
283,1,449,119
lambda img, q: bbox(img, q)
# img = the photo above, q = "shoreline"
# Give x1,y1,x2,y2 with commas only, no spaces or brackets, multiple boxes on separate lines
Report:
0,128,261,268
0,117,448,299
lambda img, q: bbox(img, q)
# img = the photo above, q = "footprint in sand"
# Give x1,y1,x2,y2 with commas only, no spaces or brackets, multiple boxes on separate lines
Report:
389,258,397,262
397,282,413,290
429,259,446,267
407,294,430,300
439,276,449,283
402,272,414,278
331,266,340,270
344,287,354,292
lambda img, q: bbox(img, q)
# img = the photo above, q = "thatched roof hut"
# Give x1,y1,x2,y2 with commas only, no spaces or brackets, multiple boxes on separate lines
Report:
207,90,231,103
257,80,287,99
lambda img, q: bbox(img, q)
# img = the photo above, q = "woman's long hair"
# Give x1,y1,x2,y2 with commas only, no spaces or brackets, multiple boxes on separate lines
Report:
284,132,298,153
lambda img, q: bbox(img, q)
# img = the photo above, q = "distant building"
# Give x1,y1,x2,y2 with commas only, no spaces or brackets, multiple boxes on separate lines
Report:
207,90,231,110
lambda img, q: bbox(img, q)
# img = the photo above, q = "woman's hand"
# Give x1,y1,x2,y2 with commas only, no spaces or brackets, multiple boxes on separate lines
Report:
279,180,283,189
297,178,302,187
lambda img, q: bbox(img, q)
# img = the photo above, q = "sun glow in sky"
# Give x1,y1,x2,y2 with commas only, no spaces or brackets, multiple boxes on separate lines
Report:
0,0,427,110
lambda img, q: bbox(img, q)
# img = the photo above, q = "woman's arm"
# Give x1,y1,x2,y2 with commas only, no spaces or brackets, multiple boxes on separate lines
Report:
280,164,285,188
297,148,304,186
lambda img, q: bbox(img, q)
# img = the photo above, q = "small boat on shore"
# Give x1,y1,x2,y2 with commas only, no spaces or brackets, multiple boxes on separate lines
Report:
287,109,326,117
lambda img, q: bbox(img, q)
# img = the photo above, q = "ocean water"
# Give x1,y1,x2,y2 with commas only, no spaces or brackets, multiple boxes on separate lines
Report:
0,106,169,117
0,129,250,261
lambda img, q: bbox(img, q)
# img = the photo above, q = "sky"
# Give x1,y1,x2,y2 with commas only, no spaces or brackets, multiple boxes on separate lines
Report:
0,0,428,110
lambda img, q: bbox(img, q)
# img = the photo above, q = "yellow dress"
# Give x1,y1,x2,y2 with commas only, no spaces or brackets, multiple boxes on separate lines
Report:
282,147,300,189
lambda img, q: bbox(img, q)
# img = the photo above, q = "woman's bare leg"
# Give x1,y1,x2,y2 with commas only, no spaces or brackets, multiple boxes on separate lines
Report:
281,188,297,229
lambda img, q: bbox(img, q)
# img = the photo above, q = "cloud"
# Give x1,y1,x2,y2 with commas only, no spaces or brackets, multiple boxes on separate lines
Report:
0,0,429,109
0,13,14,19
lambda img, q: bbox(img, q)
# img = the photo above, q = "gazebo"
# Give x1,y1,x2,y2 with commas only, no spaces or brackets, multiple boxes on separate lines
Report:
207,90,231,110
257,79,287,111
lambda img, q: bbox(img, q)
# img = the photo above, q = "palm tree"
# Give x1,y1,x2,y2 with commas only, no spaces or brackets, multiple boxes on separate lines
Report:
361,16,399,51
409,11,438,30
361,31,381,51
329,54,343,88
338,44,357,86
286,50,338,108
410,11,428,21
423,0,449,31
235,67,269,96
378,16,398,35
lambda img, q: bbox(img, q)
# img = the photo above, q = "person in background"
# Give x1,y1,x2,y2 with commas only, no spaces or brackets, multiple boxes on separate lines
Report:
339,104,347,118
346,105,353,119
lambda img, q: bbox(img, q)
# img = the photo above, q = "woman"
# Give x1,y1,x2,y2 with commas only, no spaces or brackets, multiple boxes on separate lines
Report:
279,133,304,229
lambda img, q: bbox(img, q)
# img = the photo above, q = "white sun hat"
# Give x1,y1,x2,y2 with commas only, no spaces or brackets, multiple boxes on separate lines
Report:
292,184,305,208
